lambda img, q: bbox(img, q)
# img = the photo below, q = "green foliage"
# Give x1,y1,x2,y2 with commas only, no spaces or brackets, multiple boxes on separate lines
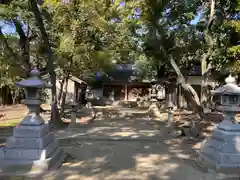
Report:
1,0,240,102
50,0,135,78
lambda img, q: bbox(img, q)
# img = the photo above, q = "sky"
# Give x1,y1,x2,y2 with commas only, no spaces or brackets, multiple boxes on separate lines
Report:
0,21,16,34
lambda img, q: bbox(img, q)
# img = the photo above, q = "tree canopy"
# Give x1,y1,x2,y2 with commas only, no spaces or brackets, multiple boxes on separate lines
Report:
0,0,240,119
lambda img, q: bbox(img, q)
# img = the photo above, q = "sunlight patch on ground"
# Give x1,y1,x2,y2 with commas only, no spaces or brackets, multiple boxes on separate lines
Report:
110,132,136,137
0,118,21,127
68,162,84,168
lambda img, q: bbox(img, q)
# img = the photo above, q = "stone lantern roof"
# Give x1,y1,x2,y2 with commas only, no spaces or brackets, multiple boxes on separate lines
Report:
211,75,240,95
16,68,48,88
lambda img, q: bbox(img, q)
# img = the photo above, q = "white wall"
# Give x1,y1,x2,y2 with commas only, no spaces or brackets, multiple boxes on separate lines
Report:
55,78,75,103
187,76,217,86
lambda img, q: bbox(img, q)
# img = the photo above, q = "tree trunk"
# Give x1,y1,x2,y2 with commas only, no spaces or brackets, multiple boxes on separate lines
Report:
58,79,65,105
60,76,69,116
12,19,31,76
12,91,16,105
201,0,215,109
29,0,60,126
168,57,204,115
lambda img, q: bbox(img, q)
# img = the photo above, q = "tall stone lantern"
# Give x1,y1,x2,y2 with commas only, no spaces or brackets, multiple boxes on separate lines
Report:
0,68,63,175
199,75,240,173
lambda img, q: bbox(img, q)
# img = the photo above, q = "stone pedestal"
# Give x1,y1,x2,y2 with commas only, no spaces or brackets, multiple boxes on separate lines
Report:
0,68,64,176
199,120,240,173
0,124,63,174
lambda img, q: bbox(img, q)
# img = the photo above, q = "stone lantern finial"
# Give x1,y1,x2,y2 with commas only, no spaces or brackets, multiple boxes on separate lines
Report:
225,74,236,84
30,67,41,77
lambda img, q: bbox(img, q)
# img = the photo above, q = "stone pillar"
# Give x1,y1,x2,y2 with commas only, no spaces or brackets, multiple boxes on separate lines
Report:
149,83,161,119
167,101,174,127
0,68,63,175
69,101,78,127
199,75,240,173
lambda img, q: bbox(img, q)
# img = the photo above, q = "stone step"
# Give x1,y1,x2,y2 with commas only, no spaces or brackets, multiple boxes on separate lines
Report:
13,124,49,138
200,145,221,164
0,148,64,176
206,137,240,154
212,128,240,142
6,132,54,149
2,141,57,160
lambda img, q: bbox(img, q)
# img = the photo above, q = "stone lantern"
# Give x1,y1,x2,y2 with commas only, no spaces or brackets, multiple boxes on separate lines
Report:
85,87,94,108
0,68,63,175
150,79,158,101
199,74,240,173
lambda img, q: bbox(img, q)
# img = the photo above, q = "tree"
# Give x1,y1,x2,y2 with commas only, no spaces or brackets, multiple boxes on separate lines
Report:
28,0,61,126
124,0,238,117
0,0,48,105
125,0,205,113
224,0,240,74
0,0,41,76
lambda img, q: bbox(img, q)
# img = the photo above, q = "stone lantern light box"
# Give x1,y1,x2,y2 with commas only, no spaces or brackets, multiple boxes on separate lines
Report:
212,75,240,122
16,68,49,126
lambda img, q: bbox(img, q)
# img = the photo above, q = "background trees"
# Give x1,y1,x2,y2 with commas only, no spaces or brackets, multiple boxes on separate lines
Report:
0,0,239,122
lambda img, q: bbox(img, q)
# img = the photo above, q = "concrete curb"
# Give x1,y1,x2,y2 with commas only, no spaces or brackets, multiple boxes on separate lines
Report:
57,135,166,144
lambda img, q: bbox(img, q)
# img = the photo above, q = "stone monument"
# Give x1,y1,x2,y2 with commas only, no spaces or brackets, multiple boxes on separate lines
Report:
69,101,79,126
149,80,161,119
0,68,63,175
199,74,240,173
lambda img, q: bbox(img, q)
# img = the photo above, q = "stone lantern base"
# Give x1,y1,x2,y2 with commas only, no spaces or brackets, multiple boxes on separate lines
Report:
199,120,240,173
0,123,64,176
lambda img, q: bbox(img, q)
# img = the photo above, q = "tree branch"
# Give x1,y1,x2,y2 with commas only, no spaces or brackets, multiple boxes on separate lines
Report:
29,0,60,124
158,45,205,120
201,0,215,75
28,34,38,41
12,19,31,73
0,27,18,59
28,0,54,73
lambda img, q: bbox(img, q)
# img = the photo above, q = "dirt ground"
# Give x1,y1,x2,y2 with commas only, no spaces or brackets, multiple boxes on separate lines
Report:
0,105,27,121
48,116,237,180
46,141,218,180
0,106,238,180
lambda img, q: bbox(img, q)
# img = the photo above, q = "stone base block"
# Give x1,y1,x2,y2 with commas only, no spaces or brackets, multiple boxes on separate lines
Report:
199,153,240,175
20,114,45,126
0,148,64,176
6,132,54,149
3,141,57,160
199,121,240,174
218,120,240,132
13,123,49,138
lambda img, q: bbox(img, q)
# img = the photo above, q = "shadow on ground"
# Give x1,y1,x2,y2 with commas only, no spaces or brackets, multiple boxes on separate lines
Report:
0,106,236,180
51,112,232,180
